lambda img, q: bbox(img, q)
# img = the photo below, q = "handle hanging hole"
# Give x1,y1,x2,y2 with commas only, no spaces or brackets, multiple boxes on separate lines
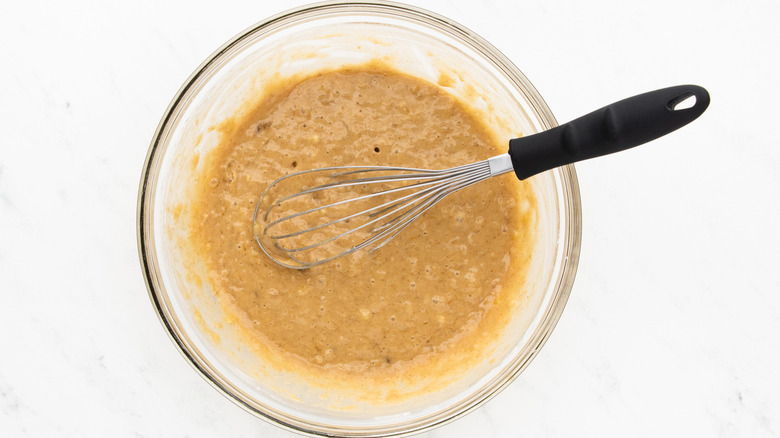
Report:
667,92,697,111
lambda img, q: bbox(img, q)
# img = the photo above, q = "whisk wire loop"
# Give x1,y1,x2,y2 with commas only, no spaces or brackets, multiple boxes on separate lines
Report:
254,159,495,268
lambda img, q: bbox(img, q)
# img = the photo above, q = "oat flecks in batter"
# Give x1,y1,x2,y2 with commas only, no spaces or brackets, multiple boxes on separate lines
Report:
189,67,536,378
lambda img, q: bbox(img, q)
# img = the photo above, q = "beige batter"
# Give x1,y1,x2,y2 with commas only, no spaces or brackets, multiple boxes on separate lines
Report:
189,66,537,385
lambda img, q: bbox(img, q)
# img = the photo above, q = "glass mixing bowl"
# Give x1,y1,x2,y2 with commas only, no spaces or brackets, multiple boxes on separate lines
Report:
137,1,581,436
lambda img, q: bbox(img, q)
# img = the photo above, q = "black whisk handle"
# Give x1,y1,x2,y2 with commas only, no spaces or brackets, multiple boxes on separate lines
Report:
507,85,710,180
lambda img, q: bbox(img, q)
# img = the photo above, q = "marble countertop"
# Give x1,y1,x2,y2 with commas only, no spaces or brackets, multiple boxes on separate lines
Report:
1,0,778,436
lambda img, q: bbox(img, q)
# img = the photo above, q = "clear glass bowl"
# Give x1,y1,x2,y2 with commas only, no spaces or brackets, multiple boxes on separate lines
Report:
137,1,582,436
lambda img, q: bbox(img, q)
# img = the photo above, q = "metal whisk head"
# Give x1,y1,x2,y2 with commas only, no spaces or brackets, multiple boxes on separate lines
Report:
253,154,514,269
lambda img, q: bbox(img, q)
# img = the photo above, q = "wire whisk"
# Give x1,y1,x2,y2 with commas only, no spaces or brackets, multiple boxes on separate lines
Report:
253,85,709,269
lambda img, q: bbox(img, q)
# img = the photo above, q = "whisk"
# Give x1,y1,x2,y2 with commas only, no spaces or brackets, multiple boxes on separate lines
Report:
254,85,709,269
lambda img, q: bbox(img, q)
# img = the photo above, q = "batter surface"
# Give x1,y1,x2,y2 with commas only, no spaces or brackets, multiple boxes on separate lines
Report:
189,66,537,382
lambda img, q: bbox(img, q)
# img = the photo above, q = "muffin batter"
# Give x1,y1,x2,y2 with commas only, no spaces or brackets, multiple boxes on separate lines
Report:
189,66,537,383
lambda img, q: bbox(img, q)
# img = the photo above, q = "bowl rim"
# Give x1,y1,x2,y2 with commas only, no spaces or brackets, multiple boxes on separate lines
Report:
137,1,582,436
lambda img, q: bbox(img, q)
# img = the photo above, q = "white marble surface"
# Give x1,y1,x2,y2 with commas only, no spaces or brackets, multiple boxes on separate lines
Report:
1,0,779,436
